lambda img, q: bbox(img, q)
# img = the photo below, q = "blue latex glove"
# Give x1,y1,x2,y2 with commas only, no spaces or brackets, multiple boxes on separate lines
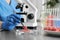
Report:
0,0,23,31
2,14,22,31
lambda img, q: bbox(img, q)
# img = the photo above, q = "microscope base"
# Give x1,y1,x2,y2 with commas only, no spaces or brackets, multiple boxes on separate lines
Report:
16,26,37,30
15,22,37,30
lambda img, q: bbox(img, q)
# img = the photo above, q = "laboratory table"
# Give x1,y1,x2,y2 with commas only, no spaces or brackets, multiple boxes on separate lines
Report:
0,22,60,40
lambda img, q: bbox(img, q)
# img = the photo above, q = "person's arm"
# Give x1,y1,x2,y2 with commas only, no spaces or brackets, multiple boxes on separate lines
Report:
0,0,23,31
0,6,22,31
0,7,4,29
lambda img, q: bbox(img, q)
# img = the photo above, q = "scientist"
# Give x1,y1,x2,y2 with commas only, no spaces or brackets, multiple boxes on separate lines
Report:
0,0,22,31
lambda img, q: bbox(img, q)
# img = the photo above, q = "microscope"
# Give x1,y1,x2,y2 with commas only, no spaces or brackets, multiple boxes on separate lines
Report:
16,0,38,30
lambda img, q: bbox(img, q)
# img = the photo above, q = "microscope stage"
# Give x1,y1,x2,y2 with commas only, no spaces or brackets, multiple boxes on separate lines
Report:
16,22,37,30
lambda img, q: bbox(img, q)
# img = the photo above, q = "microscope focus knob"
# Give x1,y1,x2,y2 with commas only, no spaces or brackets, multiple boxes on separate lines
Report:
27,14,34,20
25,5,28,8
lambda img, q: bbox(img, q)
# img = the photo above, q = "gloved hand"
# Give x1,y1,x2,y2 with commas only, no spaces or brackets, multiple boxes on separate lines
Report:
7,14,21,24
2,14,22,31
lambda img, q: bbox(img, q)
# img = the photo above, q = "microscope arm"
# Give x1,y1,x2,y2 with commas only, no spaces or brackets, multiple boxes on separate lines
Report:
26,0,38,22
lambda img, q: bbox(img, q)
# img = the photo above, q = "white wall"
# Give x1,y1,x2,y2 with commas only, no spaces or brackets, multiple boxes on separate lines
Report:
30,0,60,20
